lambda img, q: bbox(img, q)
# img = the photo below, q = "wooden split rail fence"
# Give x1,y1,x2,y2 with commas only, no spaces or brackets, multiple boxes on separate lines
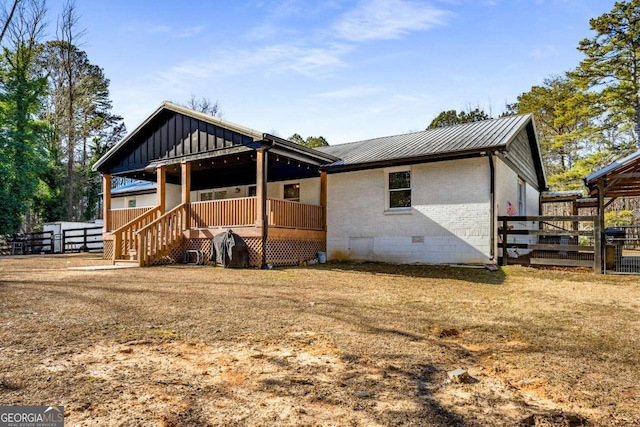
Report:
498,215,601,272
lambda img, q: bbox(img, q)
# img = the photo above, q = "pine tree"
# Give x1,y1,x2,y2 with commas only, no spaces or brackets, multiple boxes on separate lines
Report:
572,0,640,149
0,0,48,234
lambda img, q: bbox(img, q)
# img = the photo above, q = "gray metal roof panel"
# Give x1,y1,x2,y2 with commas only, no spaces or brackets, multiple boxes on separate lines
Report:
585,149,640,184
317,114,532,167
111,180,157,195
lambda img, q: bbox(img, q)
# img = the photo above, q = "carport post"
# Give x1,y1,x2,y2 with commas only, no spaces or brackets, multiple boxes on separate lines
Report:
256,147,268,268
181,162,191,229
595,178,605,274
156,165,166,213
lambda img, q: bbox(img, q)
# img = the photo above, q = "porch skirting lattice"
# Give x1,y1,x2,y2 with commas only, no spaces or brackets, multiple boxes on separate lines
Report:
146,237,325,267
103,240,114,260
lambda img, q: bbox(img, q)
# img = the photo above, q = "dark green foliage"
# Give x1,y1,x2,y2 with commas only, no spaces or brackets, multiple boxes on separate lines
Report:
0,41,48,234
427,108,491,129
288,133,329,148
571,0,640,148
0,1,124,233
506,75,603,190
41,38,125,222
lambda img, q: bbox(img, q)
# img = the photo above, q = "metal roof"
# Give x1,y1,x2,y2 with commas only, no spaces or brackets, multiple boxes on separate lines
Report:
317,114,533,168
111,180,157,195
585,149,640,197
585,149,640,183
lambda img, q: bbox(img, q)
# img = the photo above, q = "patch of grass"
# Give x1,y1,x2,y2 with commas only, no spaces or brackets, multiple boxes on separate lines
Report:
0,255,639,426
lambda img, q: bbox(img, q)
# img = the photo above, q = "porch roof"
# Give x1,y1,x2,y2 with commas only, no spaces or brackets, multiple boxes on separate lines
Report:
585,149,640,198
93,102,338,177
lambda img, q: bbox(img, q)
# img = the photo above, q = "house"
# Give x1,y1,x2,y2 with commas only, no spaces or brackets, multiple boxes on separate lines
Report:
316,114,546,264
94,102,546,267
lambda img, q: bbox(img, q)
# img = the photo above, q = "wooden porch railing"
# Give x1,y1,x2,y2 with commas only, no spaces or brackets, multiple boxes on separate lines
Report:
112,206,162,261
137,203,187,266
267,198,323,230
189,197,257,228
109,207,155,231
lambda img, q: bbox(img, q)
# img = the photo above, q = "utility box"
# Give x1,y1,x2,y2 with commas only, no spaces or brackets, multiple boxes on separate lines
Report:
605,228,626,271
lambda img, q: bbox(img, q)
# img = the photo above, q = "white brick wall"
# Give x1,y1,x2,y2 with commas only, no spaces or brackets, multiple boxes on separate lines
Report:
494,158,540,252
111,192,157,209
112,183,181,211
327,157,492,264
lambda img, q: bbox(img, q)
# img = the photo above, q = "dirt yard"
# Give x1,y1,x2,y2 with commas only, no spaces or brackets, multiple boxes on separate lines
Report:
0,254,638,426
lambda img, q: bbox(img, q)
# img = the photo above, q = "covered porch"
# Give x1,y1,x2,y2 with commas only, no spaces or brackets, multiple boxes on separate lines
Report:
94,102,338,267
585,150,640,274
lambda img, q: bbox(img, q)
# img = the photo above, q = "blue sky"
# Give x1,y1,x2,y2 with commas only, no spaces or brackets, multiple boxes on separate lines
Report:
64,0,616,145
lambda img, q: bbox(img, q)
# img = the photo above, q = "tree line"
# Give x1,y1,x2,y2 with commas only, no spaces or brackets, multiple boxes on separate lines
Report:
429,0,640,191
0,0,124,236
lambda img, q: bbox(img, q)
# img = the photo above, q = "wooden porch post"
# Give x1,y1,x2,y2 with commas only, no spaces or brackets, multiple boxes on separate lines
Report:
102,174,111,232
181,162,191,230
157,165,166,213
595,178,605,274
256,148,268,268
320,170,327,231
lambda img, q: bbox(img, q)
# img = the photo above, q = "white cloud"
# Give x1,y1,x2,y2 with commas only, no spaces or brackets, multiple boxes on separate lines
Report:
145,24,172,34
333,0,449,42
530,44,560,59
316,86,382,99
174,25,205,38
134,22,205,38
153,42,353,91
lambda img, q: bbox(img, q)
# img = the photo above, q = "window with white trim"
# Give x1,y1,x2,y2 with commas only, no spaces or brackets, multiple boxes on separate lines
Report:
517,178,526,216
388,170,411,209
128,199,136,208
200,192,213,201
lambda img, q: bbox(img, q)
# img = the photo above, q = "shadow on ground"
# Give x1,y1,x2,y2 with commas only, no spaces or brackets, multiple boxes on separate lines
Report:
291,261,506,285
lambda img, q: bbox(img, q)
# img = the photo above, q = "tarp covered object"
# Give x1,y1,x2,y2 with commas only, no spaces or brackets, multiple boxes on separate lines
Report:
210,230,249,268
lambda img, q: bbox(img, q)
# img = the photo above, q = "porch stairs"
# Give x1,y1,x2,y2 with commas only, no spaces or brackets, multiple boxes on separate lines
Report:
112,203,188,266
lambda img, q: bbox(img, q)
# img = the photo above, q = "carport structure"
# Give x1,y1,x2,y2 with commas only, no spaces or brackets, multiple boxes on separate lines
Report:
585,150,640,273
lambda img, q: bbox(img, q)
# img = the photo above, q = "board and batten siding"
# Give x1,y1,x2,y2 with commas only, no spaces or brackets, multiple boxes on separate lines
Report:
501,127,539,190
104,111,256,174
326,157,492,264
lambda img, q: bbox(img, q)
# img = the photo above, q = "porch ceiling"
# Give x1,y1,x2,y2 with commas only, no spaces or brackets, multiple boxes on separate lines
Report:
113,149,322,190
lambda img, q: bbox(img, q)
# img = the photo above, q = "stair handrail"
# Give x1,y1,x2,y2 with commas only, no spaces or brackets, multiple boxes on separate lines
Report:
111,206,161,261
135,203,188,266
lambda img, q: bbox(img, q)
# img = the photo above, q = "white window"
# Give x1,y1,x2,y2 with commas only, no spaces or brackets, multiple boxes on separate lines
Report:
284,183,300,202
518,178,526,216
214,191,227,200
128,199,136,208
387,169,411,209
200,192,213,201
248,186,257,197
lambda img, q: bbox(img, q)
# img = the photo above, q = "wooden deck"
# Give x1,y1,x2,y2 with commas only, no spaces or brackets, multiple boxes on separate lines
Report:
103,197,325,267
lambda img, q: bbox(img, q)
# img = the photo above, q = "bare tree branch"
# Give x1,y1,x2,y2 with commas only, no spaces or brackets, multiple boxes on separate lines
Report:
0,0,21,46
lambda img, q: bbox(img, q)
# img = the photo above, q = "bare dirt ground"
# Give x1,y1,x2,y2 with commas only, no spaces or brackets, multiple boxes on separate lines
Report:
0,254,638,426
